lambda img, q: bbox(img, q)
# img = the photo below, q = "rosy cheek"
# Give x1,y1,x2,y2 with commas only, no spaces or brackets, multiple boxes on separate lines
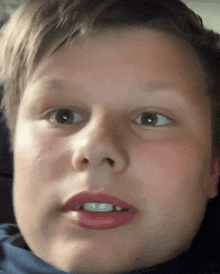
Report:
137,136,205,201
150,143,193,181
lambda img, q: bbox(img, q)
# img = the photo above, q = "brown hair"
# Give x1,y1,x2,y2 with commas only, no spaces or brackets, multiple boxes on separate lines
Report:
1,0,220,158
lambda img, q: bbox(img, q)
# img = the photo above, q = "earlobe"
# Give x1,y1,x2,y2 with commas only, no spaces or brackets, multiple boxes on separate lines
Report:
208,158,220,199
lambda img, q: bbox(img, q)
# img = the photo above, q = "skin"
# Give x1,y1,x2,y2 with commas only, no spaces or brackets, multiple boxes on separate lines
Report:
13,28,220,274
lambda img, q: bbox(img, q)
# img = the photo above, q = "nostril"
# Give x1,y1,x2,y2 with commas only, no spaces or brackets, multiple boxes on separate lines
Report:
81,158,89,164
107,158,115,167
81,158,115,167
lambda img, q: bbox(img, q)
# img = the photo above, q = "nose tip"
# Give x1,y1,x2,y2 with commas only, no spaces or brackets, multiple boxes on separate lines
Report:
73,150,126,172
71,132,128,173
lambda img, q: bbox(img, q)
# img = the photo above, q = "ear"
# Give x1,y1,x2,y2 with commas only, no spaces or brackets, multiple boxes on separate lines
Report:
207,157,220,199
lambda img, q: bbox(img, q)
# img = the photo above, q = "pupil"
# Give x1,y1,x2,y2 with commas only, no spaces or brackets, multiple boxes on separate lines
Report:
141,113,157,125
56,110,74,124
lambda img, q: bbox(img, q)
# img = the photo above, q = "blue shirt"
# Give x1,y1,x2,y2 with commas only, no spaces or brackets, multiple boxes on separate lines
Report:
0,223,68,274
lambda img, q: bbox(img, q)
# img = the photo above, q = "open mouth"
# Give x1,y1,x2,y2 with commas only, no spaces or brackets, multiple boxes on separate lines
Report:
63,192,138,230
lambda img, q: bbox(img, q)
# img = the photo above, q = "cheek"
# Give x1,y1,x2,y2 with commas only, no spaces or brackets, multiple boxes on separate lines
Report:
132,135,209,204
129,135,210,239
13,124,64,212
14,123,67,179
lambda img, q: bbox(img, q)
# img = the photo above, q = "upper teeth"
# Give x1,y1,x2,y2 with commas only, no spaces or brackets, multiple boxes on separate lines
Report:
78,203,124,212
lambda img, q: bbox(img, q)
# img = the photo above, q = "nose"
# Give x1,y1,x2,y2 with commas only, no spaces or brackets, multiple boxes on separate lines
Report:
71,113,128,173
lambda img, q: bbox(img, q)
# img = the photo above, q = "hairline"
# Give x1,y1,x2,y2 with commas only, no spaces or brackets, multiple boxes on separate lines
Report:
27,23,208,96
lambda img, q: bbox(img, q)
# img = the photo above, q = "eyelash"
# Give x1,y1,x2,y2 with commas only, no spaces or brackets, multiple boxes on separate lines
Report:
47,108,172,127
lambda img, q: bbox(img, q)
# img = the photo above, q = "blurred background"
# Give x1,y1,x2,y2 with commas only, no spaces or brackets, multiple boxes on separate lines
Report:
0,0,25,27
183,0,220,33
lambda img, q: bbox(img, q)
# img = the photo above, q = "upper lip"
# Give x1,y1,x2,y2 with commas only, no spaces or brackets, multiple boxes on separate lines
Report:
63,192,138,212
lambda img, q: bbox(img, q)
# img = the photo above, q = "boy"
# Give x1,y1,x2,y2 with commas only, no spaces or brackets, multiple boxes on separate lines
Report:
0,0,220,273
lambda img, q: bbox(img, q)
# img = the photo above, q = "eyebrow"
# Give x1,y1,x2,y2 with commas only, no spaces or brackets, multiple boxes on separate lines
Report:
28,77,188,114
141,80,176,93
31,78,177,96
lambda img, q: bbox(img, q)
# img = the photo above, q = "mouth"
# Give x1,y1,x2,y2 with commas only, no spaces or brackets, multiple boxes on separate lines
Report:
63,192,136,211
62,192,138,230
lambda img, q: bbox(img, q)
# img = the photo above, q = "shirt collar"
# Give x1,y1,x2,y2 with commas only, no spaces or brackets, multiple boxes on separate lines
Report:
9,232,31,251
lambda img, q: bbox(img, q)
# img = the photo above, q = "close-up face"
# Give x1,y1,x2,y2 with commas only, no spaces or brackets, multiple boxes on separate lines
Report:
13,28,219,274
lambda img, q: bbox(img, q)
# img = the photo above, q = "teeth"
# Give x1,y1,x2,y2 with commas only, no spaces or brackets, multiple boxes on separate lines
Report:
80,203,125,212
75,203,126,212
115,206,123,211
76,205,83,210
84,203,113,212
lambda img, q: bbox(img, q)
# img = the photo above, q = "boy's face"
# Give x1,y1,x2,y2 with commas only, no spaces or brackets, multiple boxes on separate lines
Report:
13,28,219,274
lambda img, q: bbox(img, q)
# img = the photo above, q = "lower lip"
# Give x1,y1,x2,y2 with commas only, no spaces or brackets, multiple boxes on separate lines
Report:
65,210,137,230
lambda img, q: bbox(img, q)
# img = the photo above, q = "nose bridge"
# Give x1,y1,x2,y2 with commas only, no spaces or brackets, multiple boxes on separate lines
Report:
88,111,119,140
71,110,128,172
82,118,118,153
81,106,118,138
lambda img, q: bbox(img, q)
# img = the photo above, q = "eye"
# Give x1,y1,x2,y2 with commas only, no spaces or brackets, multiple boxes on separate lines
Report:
134,112,171,127
49,108,83,125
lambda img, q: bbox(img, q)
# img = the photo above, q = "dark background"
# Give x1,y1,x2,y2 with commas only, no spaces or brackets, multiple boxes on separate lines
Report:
0,85,14,224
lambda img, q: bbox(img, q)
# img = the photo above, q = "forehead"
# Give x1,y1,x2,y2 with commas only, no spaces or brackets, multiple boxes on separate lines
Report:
31,27,204,83
27,28,207,105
